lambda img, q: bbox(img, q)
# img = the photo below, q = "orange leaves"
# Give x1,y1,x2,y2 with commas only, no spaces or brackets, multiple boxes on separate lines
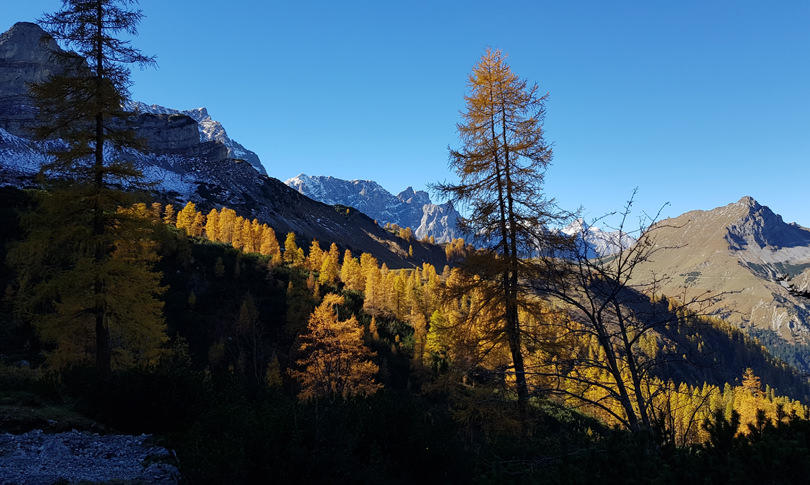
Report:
291,294,381,401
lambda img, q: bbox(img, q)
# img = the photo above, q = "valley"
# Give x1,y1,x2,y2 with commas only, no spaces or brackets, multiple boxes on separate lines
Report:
1,10,809,483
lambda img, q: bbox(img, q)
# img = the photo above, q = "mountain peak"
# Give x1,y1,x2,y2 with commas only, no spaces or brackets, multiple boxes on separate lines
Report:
0,23,54,60
563,218,591,234
285,174,459,242
561,218,634,257
736,195,762,211
396,186,430,206
126,101,266,175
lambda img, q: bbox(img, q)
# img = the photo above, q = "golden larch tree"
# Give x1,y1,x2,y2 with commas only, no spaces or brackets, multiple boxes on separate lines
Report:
291,294,381,401
259,224,281,259
175,201,198,234
204,208,220,241
319,243,341,285
434,47,555,410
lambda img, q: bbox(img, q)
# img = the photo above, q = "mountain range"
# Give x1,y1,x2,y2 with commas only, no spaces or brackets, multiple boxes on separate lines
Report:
561,218,636,258
2,21,810,364
0,21,445,269
285,174,460,243
634,196,810,354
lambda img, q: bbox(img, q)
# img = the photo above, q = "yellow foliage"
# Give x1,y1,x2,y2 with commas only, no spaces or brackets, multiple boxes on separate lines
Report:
291,294,381,401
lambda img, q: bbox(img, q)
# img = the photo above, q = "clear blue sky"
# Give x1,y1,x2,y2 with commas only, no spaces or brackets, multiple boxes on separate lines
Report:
5,1,809,228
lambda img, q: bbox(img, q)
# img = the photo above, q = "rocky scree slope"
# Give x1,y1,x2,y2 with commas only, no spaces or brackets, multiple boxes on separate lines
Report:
0,22,445,269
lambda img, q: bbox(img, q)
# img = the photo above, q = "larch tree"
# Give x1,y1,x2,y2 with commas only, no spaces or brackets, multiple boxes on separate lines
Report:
231,216,245,250
284,232,300,265
291,294,381,401
175,201,198,234
529,193,721,434
204,208,220,241
218,207,237,243
340,250,364,291
258,224,280,259
318,243,341,285
12,0,163,378
306,239,324,272
162,204,176,225
434,47,555,410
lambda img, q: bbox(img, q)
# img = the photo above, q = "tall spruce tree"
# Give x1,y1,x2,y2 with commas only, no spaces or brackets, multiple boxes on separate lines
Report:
435,48,556,411
10,1,163,378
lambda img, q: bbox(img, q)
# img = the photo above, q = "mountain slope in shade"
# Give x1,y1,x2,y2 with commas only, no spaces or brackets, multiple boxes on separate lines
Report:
634,196,810,343
0,22,446,269
285,173,461,243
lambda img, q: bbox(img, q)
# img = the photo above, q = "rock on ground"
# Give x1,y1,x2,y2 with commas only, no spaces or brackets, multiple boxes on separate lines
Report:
0,429,179,484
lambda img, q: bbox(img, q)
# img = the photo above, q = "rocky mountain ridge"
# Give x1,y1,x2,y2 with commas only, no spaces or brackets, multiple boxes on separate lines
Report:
126,101,266,176
561,218,636,258
285,173,461,243
635,196,810,346
0,21,445,269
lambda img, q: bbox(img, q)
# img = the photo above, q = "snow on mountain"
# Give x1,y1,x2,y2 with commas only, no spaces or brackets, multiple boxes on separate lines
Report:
0,21,449,269
285,174,460,243
561,218,636,258
127,101,266,176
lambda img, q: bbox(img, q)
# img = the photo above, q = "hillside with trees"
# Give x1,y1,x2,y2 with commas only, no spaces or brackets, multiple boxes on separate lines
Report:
1,2,810,483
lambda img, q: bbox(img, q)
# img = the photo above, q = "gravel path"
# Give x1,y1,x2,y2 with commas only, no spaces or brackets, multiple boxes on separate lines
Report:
0,429,179,484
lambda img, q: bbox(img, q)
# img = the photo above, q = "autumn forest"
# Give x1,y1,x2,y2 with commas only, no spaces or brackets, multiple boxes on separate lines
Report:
2,1,810,483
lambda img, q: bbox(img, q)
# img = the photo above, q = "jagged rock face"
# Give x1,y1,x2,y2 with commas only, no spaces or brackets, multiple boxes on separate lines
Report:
634,196,810,344
0,22,446,269
132,112,201,153
417,203,458,243
724,196,810,266
561,218,636,258
129,102,267,176
285,174,460,242
0,22,260,174
0,22,65,137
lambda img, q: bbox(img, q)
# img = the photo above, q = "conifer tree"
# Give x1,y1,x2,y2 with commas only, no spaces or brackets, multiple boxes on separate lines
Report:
249,219,262,252
284,232,304,266
258,224,281,258
13,0,162,378
218,207,237,243
319,243,341,285
340,250,364,291
239,218,255,253
291,294,381,401
434,47,554,409
175,201,198,234
363,262,385,316
163,204,176,225
191,211,205,237
231,216,246,250
204,208,220,241
306,239,324,272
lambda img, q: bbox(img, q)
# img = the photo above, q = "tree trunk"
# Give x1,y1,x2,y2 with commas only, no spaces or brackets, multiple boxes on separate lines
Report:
93,4,111,379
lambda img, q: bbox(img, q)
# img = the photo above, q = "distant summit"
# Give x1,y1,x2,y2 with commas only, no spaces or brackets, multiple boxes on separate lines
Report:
634,196,810,346
285,174,461,243
561,218,636,258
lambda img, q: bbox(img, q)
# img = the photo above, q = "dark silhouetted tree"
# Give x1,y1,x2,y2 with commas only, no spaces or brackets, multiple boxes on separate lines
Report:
13,0,161,378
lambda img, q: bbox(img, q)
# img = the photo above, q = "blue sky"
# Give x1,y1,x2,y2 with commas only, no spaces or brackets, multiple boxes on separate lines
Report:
5,1,809,228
